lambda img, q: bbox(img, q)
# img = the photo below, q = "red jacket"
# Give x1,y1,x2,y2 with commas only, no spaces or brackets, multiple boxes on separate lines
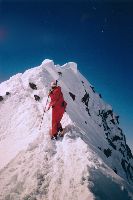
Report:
48,86,67,110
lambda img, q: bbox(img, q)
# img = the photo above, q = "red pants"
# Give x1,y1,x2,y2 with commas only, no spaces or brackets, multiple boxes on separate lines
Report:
50,106,65,137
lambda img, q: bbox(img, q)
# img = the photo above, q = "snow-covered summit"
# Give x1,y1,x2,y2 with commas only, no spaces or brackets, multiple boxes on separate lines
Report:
0,59,133,200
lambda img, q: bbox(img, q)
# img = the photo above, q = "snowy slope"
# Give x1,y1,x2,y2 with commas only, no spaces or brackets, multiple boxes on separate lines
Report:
0,59,133,200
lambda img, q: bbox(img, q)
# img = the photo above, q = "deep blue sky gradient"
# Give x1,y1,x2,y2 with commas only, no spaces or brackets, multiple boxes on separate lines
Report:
0,0,133,150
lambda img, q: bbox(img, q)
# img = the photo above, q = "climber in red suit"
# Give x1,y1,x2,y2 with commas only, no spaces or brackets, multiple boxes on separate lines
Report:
47,81,67,139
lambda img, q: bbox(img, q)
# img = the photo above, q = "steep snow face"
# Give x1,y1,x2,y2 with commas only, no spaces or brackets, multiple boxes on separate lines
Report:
0,59,133,200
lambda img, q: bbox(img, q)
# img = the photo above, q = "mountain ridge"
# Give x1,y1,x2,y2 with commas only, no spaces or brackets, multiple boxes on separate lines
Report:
0,59,133,200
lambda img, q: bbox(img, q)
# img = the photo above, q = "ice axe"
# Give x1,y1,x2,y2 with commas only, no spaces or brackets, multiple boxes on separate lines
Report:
39,96,49,131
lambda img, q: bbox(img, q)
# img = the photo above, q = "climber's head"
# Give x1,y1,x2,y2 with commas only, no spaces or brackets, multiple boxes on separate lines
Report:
51,81,57,89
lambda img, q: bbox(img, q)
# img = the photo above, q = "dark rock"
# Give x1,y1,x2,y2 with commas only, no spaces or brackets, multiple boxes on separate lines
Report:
29,82,37,90
58,71,62,76
121,159,128,176
115,115,119,124
107,138,116,150
104,148,112,158
90,86,95,93
107,110,113,117
85,121,87,124
119,148,125,157
110,119,115,125
123,135,126,143
0,96,4,101
81,81,87,93
99,110,111,132
118,127,123,136
103,112,108,119
69,92,76,101
112,135,122,142
99,93,102,98
81,92,90,107
34,95,40,101
86,107,91,116
126,144,133,159
121,143,126,149
113,168,117,174
6,92,10,95
103,123,110,131
98,147,102,150
127,163,133,179
105,132,109,138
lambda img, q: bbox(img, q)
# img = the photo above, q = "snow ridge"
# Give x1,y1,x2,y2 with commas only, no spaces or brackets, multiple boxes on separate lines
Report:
0,59,133,200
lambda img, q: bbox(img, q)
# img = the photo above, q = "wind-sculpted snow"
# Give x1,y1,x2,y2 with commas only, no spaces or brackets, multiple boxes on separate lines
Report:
0,59,133,199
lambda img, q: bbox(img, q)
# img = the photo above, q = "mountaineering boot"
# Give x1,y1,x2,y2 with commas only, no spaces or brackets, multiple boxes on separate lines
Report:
51,134,58,140
49,129,57,140
58,128,64,137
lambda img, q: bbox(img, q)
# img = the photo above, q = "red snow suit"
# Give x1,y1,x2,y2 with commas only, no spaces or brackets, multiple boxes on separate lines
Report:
48,86,67,137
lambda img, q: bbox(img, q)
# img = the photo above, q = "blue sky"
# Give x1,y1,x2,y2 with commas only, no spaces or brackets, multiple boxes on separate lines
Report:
0,0,133,150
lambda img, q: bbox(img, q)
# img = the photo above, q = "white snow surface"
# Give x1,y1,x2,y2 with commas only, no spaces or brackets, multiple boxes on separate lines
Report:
0,59,133,200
